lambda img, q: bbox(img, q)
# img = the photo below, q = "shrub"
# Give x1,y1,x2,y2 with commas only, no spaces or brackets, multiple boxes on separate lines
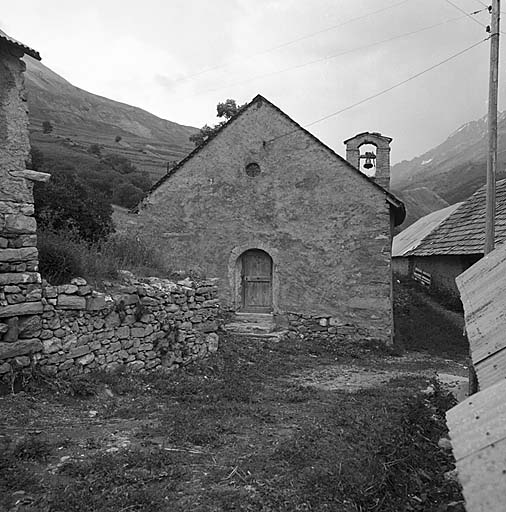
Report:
37,230,168,285
115,135,122,143
127,171,152,192
112,183,144,209
34,168,114,243
87,143,101,157
101,154,137,174
38,230,82,284
42,120,53,134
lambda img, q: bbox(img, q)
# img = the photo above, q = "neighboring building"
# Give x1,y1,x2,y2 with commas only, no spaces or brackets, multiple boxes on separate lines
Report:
132,95,405,345
0,30,49,364
392,178,506,298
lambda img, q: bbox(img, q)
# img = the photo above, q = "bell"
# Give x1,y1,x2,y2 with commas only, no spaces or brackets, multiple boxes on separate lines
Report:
363,157,374,170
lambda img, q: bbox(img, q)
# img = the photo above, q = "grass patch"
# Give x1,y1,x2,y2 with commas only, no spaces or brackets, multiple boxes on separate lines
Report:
1,335,462,511
394,277,468,360
38,229,169,286
43,449,187,512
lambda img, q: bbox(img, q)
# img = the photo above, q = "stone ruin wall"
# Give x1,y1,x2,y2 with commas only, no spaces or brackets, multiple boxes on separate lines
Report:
0,274,220,379
0,40,221,382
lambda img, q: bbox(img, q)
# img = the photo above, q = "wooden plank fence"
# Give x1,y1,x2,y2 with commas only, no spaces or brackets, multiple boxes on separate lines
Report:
447,241,506,511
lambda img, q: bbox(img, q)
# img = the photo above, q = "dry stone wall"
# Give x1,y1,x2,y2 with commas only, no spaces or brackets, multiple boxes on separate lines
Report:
0,273,220,379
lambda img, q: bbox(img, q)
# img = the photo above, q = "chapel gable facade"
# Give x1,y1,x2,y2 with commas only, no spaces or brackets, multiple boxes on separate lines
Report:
133,95,405,345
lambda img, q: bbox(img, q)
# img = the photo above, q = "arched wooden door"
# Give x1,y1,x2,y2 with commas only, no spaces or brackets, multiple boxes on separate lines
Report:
241,249,272,312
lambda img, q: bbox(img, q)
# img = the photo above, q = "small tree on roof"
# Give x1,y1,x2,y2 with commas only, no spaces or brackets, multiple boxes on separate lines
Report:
189,99,246,147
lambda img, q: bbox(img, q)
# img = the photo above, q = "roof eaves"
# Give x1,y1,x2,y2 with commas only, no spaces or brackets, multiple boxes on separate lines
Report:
0,29,40,60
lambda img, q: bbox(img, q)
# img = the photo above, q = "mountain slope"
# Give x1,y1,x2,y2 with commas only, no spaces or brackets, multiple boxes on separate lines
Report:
391,112,506,205
24,56,197,177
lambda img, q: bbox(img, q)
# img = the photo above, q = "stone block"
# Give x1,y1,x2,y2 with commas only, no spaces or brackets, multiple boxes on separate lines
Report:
57,295,86,309
77,353,95,366
196,320,218,333
59,359,74,372
131,327,146,338
0,339,42,359
0,301,43,317
202,299,220,308
0,323,8,335
43,286,57,298
86,295,106,311
0,178,32,203
0,362,11,374
70,277,87,286
0,201,34,215
121,338,133,350
70,345,91,358
78,285,92,296
128,360,145,371
117,326,130,339
0,237,7,249
4,285,21,293
109,341,121,352
11,234,37,248
25,289,42,301
57,284,78,294
166,304,179,313
104,311,120,328
18,315,42,339
3,317,19,342
14,356,30,367
0,247,38,263
43,337,62,354
6,293,25,304
4,215,36,234
140,296,158,307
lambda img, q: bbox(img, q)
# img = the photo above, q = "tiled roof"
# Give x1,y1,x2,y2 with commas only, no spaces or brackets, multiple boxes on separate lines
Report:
145,94,405,225
405,178,506,256
0,28,40,60
392,202,462,257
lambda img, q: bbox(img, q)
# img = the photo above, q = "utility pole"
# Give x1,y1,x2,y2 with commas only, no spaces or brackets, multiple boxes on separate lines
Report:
485,0,500,255
470,1,501,397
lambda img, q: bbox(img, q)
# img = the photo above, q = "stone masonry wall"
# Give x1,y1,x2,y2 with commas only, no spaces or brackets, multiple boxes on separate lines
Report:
0,273,220,379
286,312,383,349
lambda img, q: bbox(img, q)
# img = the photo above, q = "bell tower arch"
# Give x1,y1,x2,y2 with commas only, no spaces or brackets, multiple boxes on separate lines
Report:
343,132,393,190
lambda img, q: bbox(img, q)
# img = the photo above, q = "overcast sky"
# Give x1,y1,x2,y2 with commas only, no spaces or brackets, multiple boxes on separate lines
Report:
1,0,502,163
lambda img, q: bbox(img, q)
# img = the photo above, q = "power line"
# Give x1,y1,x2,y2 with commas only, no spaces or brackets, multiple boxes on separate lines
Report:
188,11,486,98
267,37,489,144
172,0,412,84
444,0,488,27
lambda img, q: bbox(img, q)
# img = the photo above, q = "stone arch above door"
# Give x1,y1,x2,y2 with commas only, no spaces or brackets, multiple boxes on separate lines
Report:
228,243,280,312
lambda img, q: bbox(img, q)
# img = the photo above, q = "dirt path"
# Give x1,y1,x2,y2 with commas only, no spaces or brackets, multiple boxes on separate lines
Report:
287,350,469,397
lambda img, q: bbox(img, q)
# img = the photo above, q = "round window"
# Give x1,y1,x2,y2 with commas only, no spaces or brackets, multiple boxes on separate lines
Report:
245,162,261,177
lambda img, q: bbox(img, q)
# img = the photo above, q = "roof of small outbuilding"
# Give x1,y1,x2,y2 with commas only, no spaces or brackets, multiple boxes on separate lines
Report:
392,202,463,257
0,29,40,60
403,178,506,257
146,94,405,225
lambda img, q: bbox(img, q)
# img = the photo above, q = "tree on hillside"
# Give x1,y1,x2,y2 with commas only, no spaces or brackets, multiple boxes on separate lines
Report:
127,171,152,192
34,169,114,242
189,99,246,147
112,183,144,209
101,154,137,174
115,135,122,143
87,143,102,157
42,120,53,134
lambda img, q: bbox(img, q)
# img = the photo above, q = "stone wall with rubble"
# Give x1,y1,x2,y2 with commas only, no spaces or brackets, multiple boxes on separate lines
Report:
286,312,384,351
0,274,220,378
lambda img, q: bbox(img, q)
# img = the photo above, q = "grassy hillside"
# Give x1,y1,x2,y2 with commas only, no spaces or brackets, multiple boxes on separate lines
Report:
25,55,197,181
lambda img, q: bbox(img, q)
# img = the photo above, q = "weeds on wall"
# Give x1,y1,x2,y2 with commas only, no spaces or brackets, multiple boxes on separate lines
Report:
37,229,169,286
